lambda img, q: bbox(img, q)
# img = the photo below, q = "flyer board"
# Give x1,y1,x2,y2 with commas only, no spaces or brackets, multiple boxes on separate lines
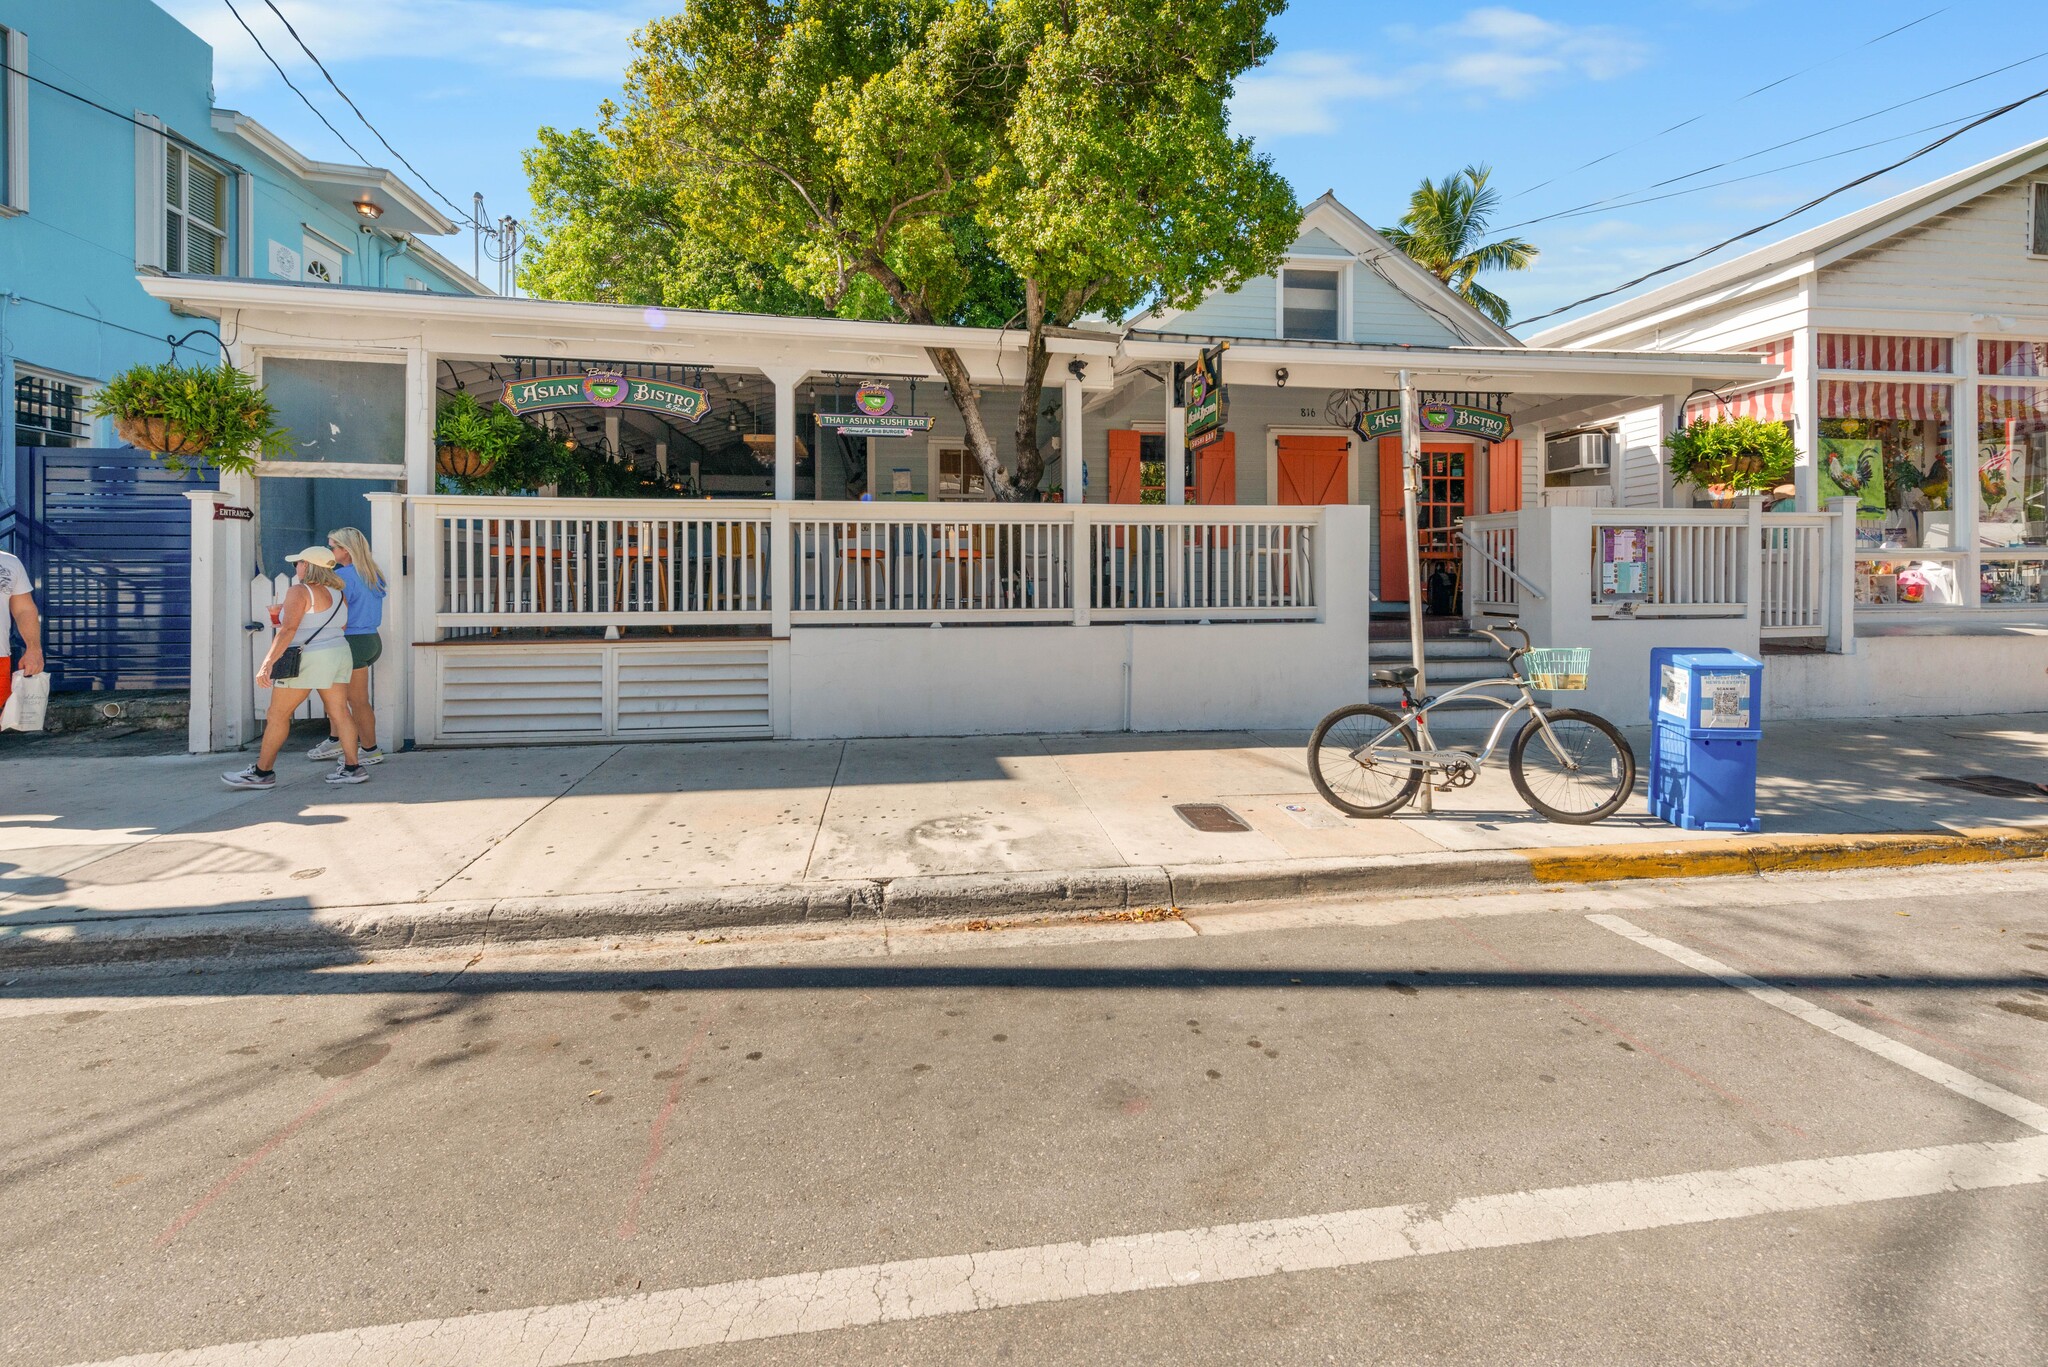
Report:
1596,525,1654,602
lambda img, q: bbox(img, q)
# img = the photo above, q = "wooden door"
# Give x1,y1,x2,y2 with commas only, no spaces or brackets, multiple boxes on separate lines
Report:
1488,439,1523,513
1195,433,1236,505
1274,434,1348,505
1377,436,1408,603
1107,430,1143,505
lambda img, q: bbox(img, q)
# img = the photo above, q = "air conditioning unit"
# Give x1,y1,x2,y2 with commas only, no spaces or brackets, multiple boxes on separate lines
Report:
1546,430,1613,476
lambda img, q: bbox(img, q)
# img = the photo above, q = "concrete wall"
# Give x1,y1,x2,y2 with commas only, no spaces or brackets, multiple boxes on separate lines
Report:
1765,633,2048,721
786,507,1376,738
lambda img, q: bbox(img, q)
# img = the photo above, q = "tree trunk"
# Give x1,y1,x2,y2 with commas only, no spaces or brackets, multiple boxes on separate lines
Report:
862,252,1016,502
1010,281,1052,498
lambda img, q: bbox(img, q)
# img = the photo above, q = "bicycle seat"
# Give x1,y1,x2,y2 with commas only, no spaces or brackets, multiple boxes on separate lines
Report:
1372,666,1419,687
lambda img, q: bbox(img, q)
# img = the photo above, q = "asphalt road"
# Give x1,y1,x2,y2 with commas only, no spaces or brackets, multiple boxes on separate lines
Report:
6,864,2048,1366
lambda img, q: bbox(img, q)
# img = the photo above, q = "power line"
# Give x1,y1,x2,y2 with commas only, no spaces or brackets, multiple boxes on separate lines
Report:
1498,45,2048,233
1506,7,1949,202
217,0,374,168
7,293,221,357
0,58,247,169
252,0,479,228
1515,82,2048,327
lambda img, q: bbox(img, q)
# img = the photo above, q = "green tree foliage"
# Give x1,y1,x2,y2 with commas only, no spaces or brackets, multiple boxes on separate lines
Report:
1380,165,1536,328
534,0,1299,499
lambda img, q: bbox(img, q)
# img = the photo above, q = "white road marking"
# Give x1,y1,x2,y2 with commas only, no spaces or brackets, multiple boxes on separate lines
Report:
1587,913,2048,1134
63,1135,2048,1367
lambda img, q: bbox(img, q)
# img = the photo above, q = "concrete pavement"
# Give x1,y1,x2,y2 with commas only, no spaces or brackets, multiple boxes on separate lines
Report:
3,714,2047,965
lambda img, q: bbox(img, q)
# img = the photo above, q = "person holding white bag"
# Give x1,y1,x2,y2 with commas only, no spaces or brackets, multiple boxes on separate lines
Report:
1,548,48,732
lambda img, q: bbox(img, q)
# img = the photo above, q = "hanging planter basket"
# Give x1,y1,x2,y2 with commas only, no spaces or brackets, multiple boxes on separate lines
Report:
115,416,211,459
437,444,493,478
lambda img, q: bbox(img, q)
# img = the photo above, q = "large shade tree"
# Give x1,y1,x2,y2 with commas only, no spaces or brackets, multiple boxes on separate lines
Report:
537,0,1299,500
1379,165,1536,328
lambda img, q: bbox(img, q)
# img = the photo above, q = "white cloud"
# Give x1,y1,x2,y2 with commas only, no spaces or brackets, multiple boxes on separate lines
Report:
1234,7,1649,139
160,0,668,88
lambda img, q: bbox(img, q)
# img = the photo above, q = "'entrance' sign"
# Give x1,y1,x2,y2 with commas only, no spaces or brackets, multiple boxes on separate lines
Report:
1355,402,1513,443
501,372,712,423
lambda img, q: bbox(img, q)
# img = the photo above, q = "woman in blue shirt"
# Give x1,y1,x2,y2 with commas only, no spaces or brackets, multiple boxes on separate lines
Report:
308,526,388,765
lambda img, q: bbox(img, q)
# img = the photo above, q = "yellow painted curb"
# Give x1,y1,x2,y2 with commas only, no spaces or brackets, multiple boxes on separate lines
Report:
1522,823,2048,885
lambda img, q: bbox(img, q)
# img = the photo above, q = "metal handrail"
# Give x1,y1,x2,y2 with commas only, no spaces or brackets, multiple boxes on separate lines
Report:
1456,526,1547,602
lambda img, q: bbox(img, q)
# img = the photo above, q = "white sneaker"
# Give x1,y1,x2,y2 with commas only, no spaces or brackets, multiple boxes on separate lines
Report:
222,766,277,790
306,737,343,762
357,745,386,766
325,764,369,786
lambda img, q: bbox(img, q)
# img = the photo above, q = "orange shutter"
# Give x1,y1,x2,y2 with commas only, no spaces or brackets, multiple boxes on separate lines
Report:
1378,436,1408,603
1276,435,1349,506
1108,430,1142,505
1489,439,1523,513
1196,434,1237,505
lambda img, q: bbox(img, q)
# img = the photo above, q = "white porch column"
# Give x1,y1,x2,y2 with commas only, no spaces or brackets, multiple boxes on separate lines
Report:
1825,495,1859,655
1954,331,1980,604
365,492,411,749
766,367,806,502
1061,374,1084,500
404,345,434,493
184,490,236,753
1164,370,1187,507
1791,324,1819,511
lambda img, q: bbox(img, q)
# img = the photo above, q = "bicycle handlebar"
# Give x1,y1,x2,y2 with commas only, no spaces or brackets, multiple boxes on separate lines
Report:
1449,620,1530,656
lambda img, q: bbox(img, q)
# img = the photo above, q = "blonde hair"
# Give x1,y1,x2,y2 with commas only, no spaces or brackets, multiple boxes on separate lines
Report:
298,561,344,591
326,527,385,592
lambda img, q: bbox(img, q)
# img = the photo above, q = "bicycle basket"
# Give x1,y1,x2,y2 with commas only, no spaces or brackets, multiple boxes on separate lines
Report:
1521,647,1591,691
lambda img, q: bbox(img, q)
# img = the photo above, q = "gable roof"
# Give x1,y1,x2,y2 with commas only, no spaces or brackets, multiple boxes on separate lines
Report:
1530,133,2048,347
1131,191,1523,348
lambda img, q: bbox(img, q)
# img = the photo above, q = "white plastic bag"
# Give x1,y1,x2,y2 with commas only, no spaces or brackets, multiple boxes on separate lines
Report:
1,671,50,731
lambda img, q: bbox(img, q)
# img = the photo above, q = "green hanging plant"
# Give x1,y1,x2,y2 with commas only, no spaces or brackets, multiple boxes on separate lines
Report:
1662,416,1798,495
433,391,529,478
91,362,290,475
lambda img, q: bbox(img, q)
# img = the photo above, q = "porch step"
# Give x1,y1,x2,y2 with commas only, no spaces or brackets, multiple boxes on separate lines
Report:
1358,636,1517,717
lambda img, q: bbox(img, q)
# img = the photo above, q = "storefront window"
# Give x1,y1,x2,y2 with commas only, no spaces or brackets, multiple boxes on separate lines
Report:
1977,382,2048,549
262,357,405,464
1819,381,1956,550
1978,557,2048,607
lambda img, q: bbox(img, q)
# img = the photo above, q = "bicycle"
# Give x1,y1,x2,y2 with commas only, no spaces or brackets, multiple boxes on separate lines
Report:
1307,622,1637,825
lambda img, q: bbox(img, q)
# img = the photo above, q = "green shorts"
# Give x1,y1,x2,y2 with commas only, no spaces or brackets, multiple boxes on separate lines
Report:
347,634,383,670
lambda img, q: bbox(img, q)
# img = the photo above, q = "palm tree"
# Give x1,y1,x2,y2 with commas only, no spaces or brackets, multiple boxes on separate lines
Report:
1380,165,1536,327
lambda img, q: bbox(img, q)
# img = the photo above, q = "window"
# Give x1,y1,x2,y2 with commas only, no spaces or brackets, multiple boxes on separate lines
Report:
14,368,90,447
936,446,987,498
2033,183,2048,257
261,357,405,464
165,144,227,275
1281,267,1341,341
1,27,25,213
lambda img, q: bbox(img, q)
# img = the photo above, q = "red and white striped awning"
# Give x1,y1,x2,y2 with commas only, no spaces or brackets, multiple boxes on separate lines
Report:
1685,337,1794,423
1817,333,1952,373
1820,380,1951,422
1979,383,2048,425
1979,339,2048,378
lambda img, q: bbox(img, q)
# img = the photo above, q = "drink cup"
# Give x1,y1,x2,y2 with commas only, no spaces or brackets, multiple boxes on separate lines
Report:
267,602,282,628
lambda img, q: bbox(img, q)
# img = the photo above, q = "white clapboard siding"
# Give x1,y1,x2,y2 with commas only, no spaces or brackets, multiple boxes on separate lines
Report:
438,649,605,738
1822,179,2038,316
429,641,773,743
615,649,772,736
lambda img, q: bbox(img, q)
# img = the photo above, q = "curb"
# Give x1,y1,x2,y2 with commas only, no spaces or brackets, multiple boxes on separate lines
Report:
4,824,2043,971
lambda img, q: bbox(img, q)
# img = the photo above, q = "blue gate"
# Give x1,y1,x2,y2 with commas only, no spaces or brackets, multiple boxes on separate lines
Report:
6,447,218,692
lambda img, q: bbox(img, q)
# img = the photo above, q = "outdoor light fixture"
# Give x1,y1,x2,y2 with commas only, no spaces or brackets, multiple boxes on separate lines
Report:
353,196,384,220
1274,367,1289,388
1067,359,1087,380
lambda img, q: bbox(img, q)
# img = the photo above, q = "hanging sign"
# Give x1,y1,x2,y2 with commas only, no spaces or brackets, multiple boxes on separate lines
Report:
212,503,254,521
1181,343,1229,450
501,372,712,423
1354,402,1513,442
815,385,933,438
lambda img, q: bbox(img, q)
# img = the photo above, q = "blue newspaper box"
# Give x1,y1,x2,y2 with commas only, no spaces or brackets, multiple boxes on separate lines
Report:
1648,648,1764,833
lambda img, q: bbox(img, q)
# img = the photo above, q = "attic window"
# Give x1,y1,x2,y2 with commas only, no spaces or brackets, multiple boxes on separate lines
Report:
1282,267,1341,341
2032,183,2048,257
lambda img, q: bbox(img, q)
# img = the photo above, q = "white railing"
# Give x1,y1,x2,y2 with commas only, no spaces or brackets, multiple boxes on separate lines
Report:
1759,514,1831,637
788,507,1075,623
1461,514,1521,613
417,497,774,629
1087,512,1318,620
1592,510,1749,616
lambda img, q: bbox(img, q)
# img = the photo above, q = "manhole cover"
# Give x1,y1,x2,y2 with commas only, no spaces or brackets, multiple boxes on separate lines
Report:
1175,803,1252,833
1919,774,2048,800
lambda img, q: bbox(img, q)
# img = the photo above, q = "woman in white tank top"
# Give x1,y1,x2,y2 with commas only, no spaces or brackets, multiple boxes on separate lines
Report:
223,546,367,790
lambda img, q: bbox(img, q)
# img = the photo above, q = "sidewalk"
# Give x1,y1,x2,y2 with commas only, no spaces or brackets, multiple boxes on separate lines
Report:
4,714,2046,966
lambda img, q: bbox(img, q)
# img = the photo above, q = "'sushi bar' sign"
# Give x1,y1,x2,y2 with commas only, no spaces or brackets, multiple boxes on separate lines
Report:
502,372,712,423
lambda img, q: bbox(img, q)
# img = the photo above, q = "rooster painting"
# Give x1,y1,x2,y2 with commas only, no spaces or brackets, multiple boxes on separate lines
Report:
1825,446,1875,495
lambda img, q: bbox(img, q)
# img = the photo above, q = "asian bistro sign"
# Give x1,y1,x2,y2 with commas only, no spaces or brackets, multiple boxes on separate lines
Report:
502,371,713,423
1354,399,1514,443
814,382,935,438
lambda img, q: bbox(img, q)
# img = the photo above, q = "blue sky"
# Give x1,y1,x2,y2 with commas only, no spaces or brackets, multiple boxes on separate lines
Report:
163,1,2048,330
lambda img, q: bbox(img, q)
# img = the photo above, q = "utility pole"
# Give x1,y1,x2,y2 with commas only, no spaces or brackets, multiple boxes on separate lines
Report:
1399,369,1431,814
472,192,484,281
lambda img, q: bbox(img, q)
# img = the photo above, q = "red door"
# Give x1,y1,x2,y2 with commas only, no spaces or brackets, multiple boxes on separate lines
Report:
1377,436,1408,603
1275,434,1348,505
1488,439,1523,513
1196,433,1237,505
1107,430,1143,505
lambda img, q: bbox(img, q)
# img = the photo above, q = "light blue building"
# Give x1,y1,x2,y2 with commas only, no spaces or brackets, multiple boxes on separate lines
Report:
0,0,488,460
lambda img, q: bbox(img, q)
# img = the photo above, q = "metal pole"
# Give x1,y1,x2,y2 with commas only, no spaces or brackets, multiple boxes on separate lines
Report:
1399,369,1431,813
472,192,483,281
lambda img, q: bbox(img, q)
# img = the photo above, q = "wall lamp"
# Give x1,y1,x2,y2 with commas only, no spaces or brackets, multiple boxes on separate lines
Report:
353,196,384,220
1274,367,1289,388
1067,359,1088,380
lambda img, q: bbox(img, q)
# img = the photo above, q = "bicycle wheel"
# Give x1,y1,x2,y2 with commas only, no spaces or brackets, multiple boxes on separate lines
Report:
1308,704,1424,818
1509,707,1636,825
